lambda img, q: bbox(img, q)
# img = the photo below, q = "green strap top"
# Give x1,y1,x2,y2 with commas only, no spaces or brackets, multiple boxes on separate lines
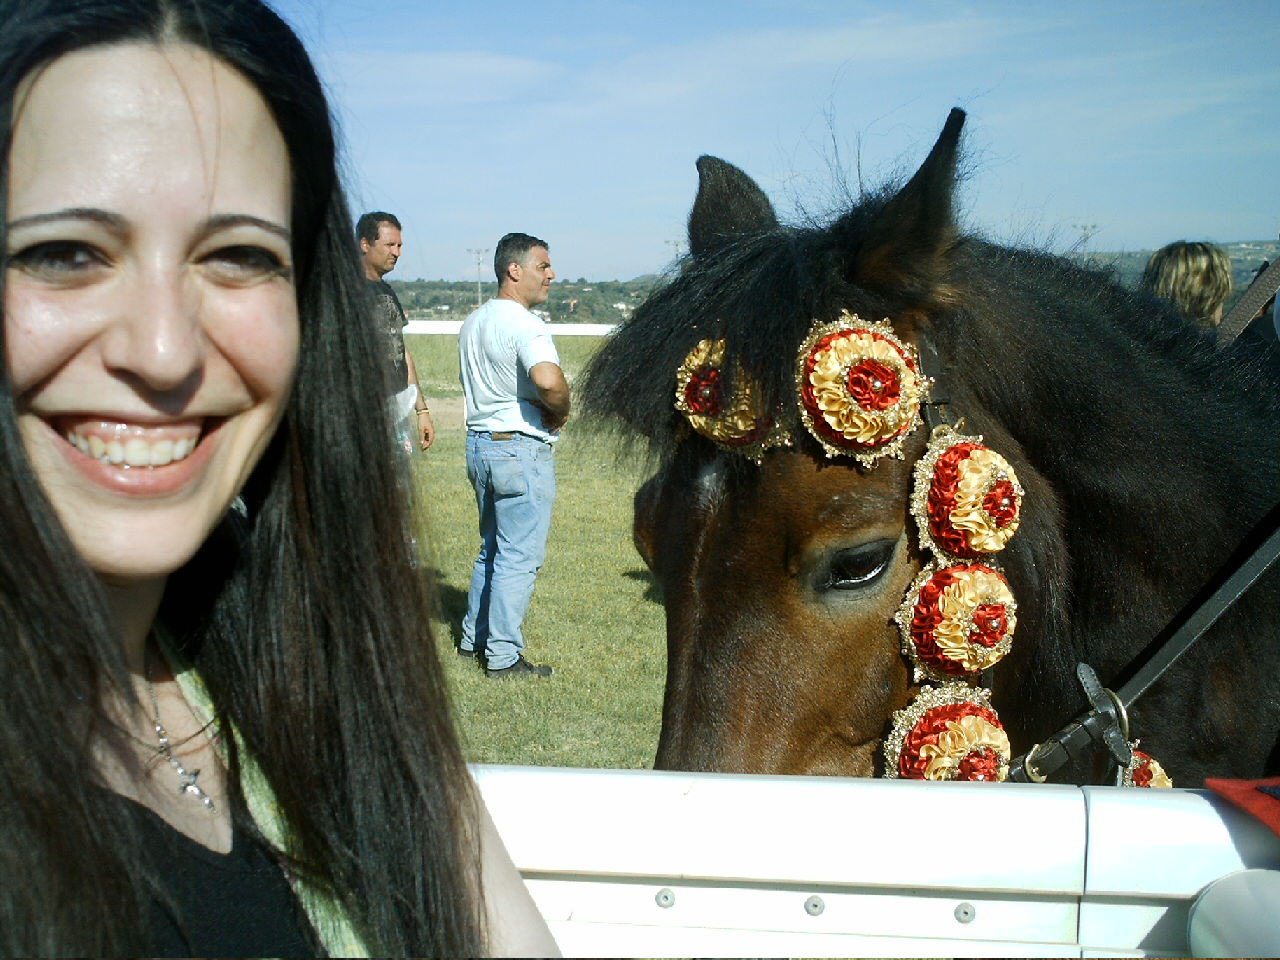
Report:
172,664,370,958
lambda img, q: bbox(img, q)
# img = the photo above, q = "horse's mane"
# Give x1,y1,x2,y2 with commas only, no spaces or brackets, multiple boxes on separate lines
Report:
583,112,1280,763
585,195,1280,472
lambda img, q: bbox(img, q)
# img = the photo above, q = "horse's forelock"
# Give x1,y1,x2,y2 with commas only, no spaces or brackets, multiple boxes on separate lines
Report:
582,222,905,462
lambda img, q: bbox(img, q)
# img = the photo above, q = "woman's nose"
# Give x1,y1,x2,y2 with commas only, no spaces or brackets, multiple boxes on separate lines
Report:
99,270,206,398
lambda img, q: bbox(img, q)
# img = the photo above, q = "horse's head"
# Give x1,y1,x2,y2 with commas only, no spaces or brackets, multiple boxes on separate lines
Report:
587,110,1077,777
589,103,1280,785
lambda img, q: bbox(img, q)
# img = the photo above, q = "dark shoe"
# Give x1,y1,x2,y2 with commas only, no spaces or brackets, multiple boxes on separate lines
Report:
486,655,553,679
456,646,481,660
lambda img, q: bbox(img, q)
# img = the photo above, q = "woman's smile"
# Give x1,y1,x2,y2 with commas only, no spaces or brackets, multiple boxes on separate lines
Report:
59,417,206,467
35,413,230,500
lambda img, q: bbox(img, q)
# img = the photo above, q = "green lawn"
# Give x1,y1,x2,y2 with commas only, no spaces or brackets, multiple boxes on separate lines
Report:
406,334,668,769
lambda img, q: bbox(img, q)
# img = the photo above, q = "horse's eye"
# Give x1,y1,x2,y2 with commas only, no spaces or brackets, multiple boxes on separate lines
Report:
820,540,896,591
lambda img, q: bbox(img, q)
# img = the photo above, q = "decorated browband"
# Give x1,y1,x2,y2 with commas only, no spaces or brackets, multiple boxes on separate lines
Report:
673,311,1171,787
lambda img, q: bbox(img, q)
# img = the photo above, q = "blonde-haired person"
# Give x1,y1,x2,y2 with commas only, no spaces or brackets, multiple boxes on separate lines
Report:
1140,240,1234,329
0,0,557,955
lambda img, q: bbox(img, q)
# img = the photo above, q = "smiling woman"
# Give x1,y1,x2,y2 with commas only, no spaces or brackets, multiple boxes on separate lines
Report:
7,42,299,586
0,1,556,957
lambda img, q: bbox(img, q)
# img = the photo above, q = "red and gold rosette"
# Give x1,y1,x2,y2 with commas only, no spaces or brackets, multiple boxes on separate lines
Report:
675,338,790,461
894,559,1017,682
911,428,1024,560
1122,746,1173,788
795,312,927,465
884,682,1010,782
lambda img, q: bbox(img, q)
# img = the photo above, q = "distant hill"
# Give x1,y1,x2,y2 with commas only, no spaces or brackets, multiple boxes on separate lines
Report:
392,276,662,325
393,241,1278,325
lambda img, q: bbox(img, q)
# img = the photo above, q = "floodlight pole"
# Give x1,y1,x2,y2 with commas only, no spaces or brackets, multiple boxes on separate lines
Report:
1072,223,1099,252
467,248,489,307
666,239,683,263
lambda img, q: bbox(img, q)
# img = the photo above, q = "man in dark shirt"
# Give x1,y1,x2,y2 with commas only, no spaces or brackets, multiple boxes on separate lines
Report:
357,211,434,451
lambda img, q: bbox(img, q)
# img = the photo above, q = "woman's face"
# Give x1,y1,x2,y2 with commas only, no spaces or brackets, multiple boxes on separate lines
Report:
5,42,299,582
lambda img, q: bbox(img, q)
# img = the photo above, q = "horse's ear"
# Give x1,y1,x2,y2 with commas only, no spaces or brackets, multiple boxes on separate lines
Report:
688,155,778,259
840,108,964,298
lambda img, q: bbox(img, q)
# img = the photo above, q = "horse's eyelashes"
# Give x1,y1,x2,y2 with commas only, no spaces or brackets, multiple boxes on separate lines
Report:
820,540,896,592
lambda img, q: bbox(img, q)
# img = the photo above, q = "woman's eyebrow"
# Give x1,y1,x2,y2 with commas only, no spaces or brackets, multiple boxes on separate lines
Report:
5,209,292,246
6,207,127,233
203,213,291,242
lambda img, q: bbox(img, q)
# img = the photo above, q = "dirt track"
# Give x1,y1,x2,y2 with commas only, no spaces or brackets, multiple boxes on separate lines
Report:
426,396,466,429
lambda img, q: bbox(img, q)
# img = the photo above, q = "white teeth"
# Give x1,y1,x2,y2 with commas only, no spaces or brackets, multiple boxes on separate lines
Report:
124,438,150,467
149,439,174,466
64,428,200,467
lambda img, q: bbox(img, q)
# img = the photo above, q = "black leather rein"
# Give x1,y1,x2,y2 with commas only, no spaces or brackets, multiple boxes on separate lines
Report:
1009,505,1280,783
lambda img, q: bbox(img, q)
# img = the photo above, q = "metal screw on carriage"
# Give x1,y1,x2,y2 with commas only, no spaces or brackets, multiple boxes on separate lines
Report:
955,902,976,924
804,895,825,916
654,887,675,909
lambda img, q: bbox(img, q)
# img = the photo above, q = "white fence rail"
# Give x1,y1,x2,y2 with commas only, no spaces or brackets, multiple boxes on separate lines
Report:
405,319,616,336
474,764,1280,958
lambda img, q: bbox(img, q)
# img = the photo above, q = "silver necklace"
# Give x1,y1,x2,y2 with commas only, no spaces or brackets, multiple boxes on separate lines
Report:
145,668,217,815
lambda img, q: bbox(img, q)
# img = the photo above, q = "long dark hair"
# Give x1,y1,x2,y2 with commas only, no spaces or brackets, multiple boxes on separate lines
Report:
0,0,485,955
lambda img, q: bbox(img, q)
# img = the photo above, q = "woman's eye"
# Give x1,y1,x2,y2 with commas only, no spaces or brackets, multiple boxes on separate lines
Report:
820,540,896,591
7,241,106,278
202,245,290,282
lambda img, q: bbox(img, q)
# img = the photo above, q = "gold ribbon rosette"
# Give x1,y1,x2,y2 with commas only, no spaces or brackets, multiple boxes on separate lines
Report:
895,559,1018,682
795,312,927,465
911,427,1025,560
884,682,1011,782
674,338,789,461
1122,745,1173,788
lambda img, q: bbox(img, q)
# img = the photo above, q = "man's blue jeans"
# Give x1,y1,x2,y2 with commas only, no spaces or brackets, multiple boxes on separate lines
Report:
460,431,557,669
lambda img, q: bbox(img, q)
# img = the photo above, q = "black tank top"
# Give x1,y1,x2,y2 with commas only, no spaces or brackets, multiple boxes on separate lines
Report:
129,802,323,958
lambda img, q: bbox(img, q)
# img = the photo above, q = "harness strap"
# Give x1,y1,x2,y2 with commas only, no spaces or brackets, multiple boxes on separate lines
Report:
1220,258,1280,345
1011,506,1280,783
918,333,951,431
1117,508,1280,709
1010,664,1130,783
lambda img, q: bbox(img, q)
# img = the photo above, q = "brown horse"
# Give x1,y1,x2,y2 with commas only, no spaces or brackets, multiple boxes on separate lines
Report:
583,109,1280,785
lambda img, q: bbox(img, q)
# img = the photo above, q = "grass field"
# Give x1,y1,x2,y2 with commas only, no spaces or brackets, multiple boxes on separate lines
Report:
405,334,668,769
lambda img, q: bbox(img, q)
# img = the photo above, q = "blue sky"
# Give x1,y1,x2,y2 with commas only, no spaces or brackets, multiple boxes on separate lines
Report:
271,0,1279,281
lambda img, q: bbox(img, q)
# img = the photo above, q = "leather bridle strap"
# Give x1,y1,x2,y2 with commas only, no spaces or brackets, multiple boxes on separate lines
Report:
918,333,951,431
1010,507,1280,783
1220,258,1280,345
1117,510,1280,710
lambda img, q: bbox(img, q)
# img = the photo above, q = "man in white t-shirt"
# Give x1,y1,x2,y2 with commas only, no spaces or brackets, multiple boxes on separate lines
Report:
457,233,569,678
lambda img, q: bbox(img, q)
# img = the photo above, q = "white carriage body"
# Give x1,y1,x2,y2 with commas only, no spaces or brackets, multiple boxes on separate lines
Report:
475,764,1280,958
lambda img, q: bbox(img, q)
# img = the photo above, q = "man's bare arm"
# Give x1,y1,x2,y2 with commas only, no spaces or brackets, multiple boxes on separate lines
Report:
529,361,570,431
405,349,434,450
